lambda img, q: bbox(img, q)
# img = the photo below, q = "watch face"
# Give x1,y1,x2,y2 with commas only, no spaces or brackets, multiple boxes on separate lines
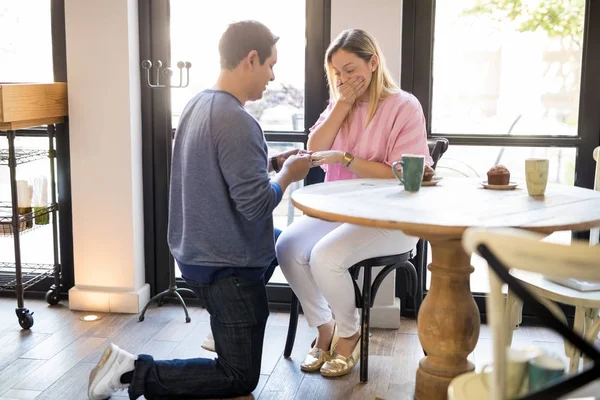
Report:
343,152,353,166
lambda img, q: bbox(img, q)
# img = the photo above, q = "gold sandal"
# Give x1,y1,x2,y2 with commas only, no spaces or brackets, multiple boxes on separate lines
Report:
300,324,339,372
320,335,361,377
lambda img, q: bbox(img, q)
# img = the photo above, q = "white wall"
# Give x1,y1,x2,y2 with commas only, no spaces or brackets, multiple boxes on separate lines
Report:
331,0,403,84
65,0,149,312
331,0,405,328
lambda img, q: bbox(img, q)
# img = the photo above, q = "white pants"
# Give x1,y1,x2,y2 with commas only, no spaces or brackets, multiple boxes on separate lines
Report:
276,216,418,338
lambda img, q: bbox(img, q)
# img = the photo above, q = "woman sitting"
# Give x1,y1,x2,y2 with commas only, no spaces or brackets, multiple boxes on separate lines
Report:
276,28,432,377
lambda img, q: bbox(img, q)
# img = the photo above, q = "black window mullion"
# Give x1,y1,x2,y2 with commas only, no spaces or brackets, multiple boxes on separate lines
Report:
264,133,308,144
51,0,74,292
303,0,330,186
305,0,331,132
433,134,581,148
139,0,173,295
400,0,416,95
412,0,435,134
575,0,600,190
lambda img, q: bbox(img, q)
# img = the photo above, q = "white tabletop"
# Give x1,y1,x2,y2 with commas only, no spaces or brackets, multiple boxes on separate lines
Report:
291,178,600,238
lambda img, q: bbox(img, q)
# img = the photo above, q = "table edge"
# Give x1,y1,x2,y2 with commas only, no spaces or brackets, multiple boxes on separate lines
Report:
291,198,600,239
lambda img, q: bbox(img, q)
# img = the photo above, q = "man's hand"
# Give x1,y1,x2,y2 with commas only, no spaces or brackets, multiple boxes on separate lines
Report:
281,154,312,182
275,148,311,171
337,76,366,105
310,150,344,166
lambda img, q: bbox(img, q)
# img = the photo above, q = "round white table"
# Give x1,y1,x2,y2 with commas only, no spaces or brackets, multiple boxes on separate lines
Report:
291,177,600,400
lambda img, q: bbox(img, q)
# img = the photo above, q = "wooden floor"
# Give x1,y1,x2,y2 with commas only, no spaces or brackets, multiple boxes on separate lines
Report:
0,297,571,400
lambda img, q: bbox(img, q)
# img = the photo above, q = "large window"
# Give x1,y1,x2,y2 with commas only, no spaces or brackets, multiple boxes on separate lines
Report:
0,1,54,82
431,0,584,137
0,2,58,283
170,1,306,131
403,0,600,303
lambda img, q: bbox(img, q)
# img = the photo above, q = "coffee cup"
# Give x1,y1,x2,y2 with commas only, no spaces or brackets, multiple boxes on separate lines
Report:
528,354,565,392
392,154,425,192
525,158,549,196
482,348,533,397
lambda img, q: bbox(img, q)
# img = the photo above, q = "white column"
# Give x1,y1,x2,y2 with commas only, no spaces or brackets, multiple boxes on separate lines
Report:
332,0,404,328
64,0,149,313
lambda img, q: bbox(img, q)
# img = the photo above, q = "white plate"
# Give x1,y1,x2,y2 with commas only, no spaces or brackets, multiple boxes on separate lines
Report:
480,181,518,190
421,176,443,186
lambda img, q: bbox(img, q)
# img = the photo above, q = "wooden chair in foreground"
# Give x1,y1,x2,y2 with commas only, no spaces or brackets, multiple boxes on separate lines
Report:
448,227,600,400
504,146,600,373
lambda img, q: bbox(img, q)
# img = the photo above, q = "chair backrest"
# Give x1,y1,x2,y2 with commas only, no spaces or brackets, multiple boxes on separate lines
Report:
594,147,599,192
462,228,600,400
428,137,449,169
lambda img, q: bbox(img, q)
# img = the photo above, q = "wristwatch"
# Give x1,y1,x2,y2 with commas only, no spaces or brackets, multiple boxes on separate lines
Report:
342,152,355,168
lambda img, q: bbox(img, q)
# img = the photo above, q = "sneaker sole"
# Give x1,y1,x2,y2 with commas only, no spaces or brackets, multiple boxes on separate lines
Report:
88,345,116,400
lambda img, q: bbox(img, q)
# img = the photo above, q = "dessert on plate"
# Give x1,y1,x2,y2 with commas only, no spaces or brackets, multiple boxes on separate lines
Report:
422,165,435,182
487,165,510,185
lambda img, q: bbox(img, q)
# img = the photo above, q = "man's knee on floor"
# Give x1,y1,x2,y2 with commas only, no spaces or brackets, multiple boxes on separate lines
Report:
233,370,260,395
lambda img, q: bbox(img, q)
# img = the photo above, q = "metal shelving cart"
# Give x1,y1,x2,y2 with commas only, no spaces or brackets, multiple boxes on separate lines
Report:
0,83,67,329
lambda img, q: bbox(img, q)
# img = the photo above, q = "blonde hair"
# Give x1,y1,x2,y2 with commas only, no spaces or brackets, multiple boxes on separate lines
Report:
325,29,400,127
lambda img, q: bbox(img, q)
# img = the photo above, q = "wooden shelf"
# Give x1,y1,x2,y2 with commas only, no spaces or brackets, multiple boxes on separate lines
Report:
0,83,68,130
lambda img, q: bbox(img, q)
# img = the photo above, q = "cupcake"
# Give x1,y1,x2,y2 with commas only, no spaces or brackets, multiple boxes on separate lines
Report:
487,165,510,185
422,165,435,182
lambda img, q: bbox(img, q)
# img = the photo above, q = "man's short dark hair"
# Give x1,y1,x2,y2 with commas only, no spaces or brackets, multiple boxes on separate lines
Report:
219,20,279,69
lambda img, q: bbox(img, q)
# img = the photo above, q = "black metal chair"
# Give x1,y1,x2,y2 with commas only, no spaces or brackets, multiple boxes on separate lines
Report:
284,253,417,383
283,138,449,383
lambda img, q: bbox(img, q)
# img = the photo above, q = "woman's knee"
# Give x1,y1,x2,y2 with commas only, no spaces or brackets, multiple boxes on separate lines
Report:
274,230,292,263
309,242,348,278
275,229,306,268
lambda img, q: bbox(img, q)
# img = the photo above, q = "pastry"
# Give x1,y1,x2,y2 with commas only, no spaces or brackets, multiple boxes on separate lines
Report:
422,165,435,182
487,165,510,185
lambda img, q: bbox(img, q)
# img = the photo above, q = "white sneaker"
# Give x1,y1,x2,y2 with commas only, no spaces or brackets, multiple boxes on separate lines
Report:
201,332,216,353
88,343,137,400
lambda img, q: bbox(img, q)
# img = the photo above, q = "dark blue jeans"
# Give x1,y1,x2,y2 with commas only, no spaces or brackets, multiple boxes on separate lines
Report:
129,228,281,399
129,275,269,399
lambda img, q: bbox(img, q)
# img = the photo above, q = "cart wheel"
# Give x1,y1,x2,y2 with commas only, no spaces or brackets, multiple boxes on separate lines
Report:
45,289,60,305
19,312,34,330
138,315,145,322
185,317,191,323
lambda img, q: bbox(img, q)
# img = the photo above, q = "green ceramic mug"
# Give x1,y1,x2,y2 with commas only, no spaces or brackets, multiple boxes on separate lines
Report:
528,354,565,392
392,154,425,192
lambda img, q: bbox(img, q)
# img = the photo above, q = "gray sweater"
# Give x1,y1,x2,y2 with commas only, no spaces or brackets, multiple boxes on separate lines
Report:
168,90,282,273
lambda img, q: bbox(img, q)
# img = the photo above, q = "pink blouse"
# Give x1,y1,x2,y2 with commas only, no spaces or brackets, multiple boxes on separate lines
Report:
309,91,433,182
